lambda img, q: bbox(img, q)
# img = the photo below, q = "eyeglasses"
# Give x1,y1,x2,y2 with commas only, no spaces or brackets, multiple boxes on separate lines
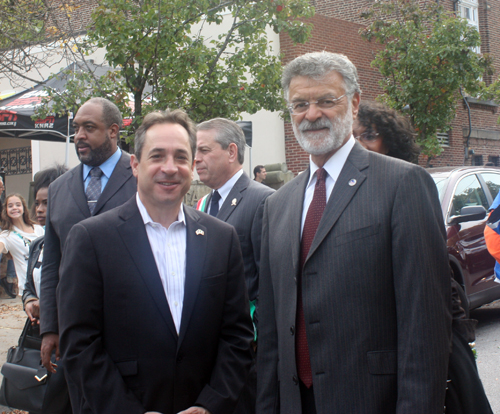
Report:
354,131,380,142
287,95,346,115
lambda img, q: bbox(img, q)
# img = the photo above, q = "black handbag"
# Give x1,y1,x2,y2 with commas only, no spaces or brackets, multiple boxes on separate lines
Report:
0,318,70,413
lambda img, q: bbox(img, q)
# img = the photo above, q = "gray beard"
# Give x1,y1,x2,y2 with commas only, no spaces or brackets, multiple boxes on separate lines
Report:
293,105,353,156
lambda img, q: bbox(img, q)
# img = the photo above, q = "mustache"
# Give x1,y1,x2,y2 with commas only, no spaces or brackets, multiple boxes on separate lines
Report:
298,117,333,132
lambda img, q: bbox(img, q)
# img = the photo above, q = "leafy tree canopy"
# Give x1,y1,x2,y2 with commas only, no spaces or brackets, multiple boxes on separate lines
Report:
361,0,491,156
34,0,313,142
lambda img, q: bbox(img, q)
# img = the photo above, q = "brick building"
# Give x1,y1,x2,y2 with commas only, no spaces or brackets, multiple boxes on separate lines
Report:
281,0,500,173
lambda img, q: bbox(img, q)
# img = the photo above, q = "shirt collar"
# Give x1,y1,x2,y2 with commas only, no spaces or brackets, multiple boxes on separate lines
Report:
83,147,122,181
136,193,186,228
306,136,355,189
215,168,244,204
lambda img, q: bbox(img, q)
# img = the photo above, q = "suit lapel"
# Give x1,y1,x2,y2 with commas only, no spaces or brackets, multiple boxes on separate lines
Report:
68,164,91,218
306,144,369,263
117,198,178,341
94,152,134,215
290,170,309,271
216,173,248,222
178,206,206,347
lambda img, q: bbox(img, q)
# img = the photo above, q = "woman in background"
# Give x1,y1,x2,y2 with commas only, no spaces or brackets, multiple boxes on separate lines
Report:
24,164,68,322
353,100,420,163
22,164,71,414
0,193,44,295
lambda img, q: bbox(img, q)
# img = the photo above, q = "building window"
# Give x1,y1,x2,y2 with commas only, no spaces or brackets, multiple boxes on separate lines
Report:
487,156,499,166
458,0,480,53
437,130,450,147
0,146,32,175
472,154,483,166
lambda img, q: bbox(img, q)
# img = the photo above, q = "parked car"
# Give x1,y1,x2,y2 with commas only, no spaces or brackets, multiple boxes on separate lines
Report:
428,166,500,310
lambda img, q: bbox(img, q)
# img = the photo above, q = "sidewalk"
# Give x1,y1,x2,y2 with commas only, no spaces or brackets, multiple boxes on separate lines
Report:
0,293,29,414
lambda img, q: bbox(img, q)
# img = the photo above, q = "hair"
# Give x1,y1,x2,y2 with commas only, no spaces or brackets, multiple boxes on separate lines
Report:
134,109,197,161
253,165,264,179
33,164,68,199
357,101,420,163
197,118,246,164
282,52,362,101
1,193,34,232
84,97,122,138
30,164,69,220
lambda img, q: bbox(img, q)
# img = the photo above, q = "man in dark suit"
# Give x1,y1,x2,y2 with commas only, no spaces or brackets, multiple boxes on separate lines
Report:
195,118,274,331
39,97,137,371
57,109,254,414
256,52,452,414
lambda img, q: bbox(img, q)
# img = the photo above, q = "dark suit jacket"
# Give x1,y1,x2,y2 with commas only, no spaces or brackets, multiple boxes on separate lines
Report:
202,172,274,303
57,198,254,414
40,152,137,335
257,143,452,414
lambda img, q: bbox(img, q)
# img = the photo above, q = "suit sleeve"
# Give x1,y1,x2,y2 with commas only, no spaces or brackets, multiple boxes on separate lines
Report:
256,199,280,413
40,185,62,335
392,166,452,413
195,226,254,414
58,223,145,414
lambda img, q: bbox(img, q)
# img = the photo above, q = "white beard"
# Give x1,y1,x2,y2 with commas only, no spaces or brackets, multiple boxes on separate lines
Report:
292,104,353,156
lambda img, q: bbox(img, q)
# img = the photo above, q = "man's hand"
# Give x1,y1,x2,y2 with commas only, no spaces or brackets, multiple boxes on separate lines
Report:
177,407,211,414
41,332,60,373
25,300,40,325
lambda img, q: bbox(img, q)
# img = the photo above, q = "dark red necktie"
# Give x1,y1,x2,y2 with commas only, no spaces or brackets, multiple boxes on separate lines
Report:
296,167,327,388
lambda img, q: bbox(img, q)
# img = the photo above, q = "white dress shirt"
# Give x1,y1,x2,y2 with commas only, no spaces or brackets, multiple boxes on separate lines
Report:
301,136,356,235
136,193,186,334
213,168,244,208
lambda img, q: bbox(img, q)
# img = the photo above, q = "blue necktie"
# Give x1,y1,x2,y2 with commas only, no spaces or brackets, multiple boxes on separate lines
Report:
209,190,221,217
86,167,103,214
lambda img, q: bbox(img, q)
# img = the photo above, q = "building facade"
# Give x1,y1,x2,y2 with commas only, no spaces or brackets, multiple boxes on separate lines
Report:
280,0,500,173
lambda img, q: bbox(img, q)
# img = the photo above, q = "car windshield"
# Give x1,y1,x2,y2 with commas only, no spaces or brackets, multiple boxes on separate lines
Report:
432,176,450,203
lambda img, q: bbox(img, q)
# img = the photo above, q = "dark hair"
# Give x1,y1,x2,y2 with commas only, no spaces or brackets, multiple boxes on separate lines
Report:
134,109,197,161
357,101,420,163
33,164,68,199
253,165,264,179
1,193,34,232
84,97,122,139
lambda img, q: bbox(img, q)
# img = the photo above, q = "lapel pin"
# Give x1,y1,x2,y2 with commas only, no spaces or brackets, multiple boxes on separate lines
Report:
348,179,357,187
195,229,204,236
231,198,237,206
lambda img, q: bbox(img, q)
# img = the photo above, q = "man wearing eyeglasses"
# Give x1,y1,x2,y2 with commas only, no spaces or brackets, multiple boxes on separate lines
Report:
256,52,452,414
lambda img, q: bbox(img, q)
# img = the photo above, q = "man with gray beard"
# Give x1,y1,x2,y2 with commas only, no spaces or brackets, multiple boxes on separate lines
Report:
256,52,452,414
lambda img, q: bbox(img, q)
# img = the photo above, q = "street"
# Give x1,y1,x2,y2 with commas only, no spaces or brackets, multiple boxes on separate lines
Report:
0,296,499,413
473,299,500,414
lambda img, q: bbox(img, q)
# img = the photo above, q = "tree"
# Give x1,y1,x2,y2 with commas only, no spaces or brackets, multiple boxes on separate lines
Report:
360,0,491,156
0,0,92,88
34,0,314,141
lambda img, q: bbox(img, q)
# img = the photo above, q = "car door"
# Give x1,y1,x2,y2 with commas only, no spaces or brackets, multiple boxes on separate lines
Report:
446,173,493,302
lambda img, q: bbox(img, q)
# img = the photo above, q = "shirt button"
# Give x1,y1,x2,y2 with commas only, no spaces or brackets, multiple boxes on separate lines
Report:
174,301,178,306
171,272,175,276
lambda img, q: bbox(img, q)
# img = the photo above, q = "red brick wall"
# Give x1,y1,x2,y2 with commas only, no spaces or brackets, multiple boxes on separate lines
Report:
282,0,500,173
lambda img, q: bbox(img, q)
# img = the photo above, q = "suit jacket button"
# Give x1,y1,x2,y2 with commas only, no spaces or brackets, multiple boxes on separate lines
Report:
290,325,295,335
176,355,183,362
292,375,298,385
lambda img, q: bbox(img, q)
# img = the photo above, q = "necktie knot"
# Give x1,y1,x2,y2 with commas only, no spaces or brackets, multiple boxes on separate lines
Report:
90,167,103,178
316,167,326,184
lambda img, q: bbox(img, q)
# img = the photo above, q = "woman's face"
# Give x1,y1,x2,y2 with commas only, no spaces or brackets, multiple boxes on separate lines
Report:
35,187,49,226
352,119,388,155
6,196,24,221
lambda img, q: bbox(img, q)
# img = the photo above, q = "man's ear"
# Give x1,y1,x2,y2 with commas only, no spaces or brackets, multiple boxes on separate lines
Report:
351,93,361,120
130,154,139,178
227,142,238,163
109,123,120,141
